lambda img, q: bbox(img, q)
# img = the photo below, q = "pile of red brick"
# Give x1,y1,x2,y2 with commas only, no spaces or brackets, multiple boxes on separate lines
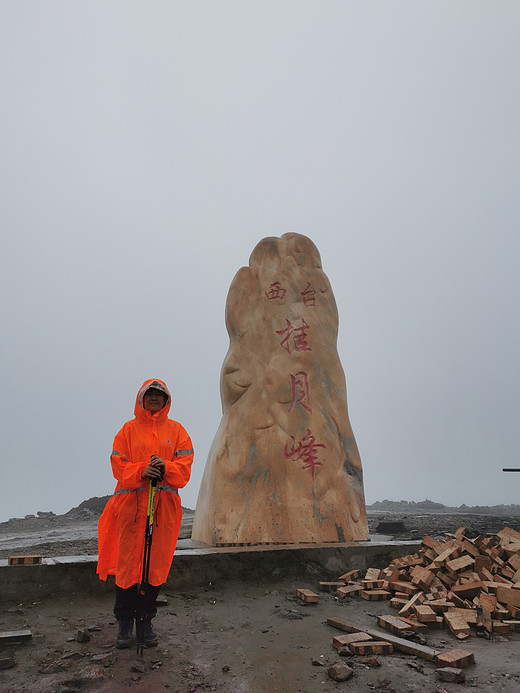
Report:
298,526,520,670
333,525,520,638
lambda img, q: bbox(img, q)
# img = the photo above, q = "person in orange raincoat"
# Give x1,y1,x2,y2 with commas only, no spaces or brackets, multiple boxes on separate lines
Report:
97,379,193,649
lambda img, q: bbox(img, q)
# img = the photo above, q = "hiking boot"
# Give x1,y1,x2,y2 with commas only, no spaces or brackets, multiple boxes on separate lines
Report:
116,619,134,649
143,617,158,647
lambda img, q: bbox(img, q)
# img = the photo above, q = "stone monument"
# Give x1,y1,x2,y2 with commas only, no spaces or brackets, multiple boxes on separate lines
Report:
192,233,368,545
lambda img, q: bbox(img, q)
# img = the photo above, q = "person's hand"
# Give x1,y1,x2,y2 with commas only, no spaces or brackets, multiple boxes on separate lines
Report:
150,454,166,476
141,462,163,480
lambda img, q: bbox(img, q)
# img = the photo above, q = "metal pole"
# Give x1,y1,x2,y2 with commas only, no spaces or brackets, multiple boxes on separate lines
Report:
136,478,157,656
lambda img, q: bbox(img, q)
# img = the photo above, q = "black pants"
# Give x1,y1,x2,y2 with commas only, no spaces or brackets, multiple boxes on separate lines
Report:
114,583,161,622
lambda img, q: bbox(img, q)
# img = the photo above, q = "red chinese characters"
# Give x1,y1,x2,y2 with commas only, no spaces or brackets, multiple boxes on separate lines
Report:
301,282,316,307
265,281,287,301
289,371,312,414
284,430,326,480
276,318,312,353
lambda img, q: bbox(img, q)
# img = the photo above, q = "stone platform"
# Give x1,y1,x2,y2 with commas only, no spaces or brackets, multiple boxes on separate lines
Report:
0,538,420,603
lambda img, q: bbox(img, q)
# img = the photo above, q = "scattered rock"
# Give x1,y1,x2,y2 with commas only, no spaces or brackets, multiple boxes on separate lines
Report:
131,662,146,674
436,667,466,683
60,652,84,661
327,664,354,682
91,653,115,666
39,661,65,674
61,665,105,686
406,660,424,674
222,665,230,672
76,629,90,643
276,608,307,620
0,655,16,670
364,657,382,668
311,659,326,666
337,646,355,657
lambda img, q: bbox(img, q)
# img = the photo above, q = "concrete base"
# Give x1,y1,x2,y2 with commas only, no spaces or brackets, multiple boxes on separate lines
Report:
0,539,421,603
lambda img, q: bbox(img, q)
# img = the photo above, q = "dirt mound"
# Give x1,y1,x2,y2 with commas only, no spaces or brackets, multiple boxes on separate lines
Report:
64,496,111,518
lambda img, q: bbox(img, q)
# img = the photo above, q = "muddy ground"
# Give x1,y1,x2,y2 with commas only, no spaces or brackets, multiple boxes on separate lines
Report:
1,507,520,692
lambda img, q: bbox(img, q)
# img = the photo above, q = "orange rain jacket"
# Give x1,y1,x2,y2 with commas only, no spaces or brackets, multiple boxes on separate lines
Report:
97,379,193,589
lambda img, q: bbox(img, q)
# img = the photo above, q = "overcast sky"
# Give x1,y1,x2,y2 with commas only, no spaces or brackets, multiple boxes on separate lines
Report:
1,2,519,523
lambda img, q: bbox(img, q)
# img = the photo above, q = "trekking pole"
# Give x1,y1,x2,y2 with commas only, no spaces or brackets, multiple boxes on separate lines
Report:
136,476,159,656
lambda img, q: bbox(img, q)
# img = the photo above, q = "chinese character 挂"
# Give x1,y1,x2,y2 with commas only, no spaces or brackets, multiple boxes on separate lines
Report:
276,318,312,353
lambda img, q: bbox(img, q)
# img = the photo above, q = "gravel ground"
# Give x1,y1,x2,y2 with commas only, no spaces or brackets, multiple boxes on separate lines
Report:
1,505,520,692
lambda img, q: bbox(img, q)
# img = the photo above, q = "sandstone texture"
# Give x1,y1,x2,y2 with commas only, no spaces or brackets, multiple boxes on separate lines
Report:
192,233,368,545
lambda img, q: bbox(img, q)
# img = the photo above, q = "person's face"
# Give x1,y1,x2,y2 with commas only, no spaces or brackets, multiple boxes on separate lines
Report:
143,388,167,413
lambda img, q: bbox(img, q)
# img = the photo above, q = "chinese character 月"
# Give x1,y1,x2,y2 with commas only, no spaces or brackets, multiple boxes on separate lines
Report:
289,371,312,414
284,429,325,480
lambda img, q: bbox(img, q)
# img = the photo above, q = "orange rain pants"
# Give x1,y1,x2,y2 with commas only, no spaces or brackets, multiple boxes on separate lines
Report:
97,379,194,589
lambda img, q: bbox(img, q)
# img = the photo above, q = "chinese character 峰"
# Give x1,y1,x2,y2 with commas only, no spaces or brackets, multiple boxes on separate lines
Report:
284,429,325,480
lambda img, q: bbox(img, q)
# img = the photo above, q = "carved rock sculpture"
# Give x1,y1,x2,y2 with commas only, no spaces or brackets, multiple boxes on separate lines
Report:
192,233,368,545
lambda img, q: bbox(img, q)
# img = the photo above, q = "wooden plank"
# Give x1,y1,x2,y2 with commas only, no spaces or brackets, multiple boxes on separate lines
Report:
363,628,441,661
0,630,32,643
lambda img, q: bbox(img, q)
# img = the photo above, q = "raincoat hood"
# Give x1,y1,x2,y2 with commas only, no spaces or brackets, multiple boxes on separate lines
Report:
135,378,172,422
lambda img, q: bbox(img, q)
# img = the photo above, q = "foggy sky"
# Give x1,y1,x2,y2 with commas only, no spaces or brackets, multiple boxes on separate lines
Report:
1,2,519,522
